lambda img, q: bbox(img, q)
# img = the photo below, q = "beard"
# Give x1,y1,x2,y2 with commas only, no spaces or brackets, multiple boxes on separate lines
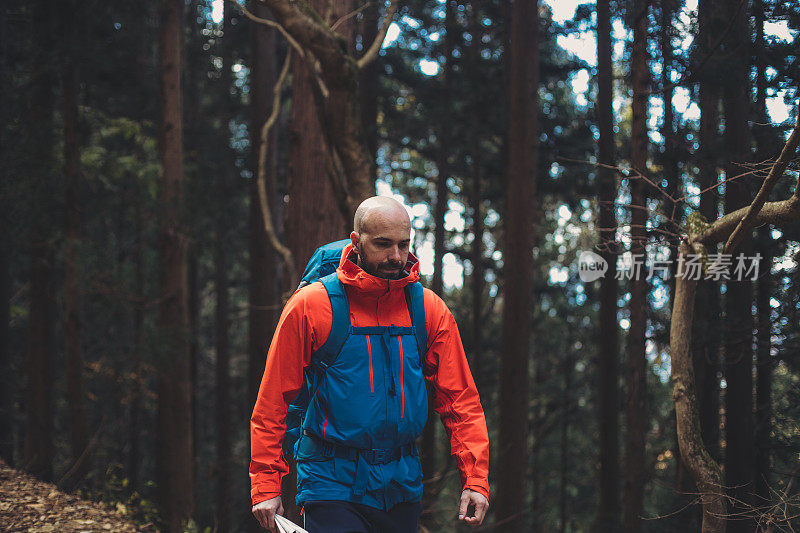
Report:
356,244,405,280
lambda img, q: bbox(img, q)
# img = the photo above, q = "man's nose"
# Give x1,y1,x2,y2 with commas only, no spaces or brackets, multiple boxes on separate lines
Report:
389,246,401,262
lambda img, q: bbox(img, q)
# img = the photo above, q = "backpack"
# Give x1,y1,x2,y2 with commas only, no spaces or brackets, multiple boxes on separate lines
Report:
283,239,427,457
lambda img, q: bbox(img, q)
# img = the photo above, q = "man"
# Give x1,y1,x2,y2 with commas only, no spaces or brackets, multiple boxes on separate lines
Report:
250,196,489,532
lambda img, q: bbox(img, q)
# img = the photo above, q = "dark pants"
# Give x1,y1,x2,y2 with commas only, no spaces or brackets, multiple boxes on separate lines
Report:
302,500,422,533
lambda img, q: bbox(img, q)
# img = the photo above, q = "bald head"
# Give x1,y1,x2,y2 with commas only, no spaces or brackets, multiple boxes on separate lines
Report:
350,196,412,279
353,196,410,234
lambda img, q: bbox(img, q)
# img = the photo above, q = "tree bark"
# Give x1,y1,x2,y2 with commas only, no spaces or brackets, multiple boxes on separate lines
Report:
693,0,722,468
754,228,773,504
721,0,754,529
0,0,14,468
285,0,355,277
595,0,620,528
253,0,380,220
156,0,194,529
214,8,236,531
623,2,649,531
24,0,57,482
61,0,89,490
496,0,538,529
671,242,727,533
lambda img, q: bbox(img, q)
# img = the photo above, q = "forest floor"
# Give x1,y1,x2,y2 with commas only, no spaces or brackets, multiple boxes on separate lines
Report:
0,460,153,532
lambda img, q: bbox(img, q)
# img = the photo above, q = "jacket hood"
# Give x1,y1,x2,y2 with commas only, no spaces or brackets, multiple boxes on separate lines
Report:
336,243,420,294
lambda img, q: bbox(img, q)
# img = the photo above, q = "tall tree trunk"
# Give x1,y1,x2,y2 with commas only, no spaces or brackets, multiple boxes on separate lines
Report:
285,0,355,274
693,0,722,469
61,0,89,489
422,0,456,517
248,1,280,408
468,0,484,394
214,8,236,531
156,0,194,529
754,228,772,505
721,1,754,530
0,0,14,468
214,190,231,533
496,0,538,529
623,2,649,531
752,0,775,506
127,2,153,493
127,190,145,494
595,0,620,528
358,2,379,183
24,0,57,482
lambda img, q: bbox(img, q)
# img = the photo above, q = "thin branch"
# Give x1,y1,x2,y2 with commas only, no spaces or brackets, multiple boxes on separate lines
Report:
331,1,371,31
226,0,306,62
722,112,800,254
357,0,399,69
257,50,298,291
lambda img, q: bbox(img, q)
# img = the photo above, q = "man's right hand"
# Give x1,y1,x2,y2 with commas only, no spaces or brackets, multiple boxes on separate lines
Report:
252,495,284,532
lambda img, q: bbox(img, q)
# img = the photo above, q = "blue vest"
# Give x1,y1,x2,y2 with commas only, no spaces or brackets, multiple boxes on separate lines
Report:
293,273,429,510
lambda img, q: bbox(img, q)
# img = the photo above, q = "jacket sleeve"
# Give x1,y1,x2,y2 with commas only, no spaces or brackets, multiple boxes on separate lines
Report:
422,290,490,499
249,285,331,505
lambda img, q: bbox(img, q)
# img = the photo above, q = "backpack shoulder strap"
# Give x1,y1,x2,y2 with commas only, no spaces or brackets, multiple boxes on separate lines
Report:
404,282,427,358
317,273,351,367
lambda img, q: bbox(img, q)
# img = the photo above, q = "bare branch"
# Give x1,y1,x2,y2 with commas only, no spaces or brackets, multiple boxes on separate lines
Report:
722,113,800,254
256,51,298,291
226,0,306,62
357,0,398,69
694,196,800,246
331,1,372,31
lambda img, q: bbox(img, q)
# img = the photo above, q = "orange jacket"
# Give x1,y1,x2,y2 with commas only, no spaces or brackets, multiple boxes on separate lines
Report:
250,245,489,505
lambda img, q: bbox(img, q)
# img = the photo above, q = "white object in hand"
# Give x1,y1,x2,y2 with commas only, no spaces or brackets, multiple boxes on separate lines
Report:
275,514,309,533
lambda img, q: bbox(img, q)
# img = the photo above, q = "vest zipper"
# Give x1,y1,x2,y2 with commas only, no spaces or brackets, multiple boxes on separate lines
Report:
366,335,374,393
399,336,405,418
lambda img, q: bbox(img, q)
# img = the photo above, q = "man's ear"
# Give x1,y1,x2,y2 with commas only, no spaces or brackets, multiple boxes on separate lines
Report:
350,231,359,252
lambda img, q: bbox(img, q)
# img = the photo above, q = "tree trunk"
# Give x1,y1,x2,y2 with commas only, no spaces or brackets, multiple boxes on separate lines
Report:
595,0,620,528
754,228,773,504
496,0,538,529
61,0,89,489
752,0,776,506
214,8,236,532
468,0,484,394
0,0,13,468
127,189,145,494
285,0,355,276
358,2,379,183
623,2,649,531
671,242,727,533
156,0,194,529
24,0,57,482
257,0,376,219
694,0,722,467
721,0,754,529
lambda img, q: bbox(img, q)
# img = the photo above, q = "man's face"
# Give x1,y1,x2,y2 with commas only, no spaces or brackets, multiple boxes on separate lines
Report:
351,209,411,280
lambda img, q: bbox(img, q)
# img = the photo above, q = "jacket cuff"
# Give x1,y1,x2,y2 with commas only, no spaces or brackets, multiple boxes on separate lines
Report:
463,479,489,500
251,488,281,506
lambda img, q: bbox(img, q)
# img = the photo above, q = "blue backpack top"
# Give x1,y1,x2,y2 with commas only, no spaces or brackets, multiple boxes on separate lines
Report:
297,238,352,290
283,239,427,457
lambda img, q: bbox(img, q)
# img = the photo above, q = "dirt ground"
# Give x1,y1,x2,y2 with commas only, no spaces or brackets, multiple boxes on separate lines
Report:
0,460,153,532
